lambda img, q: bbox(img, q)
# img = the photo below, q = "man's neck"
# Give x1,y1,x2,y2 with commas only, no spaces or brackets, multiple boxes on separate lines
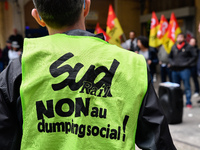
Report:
47,19,86,35
140,48,148,51
177,42,185,50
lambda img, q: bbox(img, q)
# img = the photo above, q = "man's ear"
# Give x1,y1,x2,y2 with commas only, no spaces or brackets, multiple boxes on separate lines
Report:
32,8,46,27
84,0,91,17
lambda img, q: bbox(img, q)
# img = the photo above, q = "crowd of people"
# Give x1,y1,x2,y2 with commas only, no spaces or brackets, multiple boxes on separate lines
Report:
122,31,200,108
0,29,23,72
0,28,199,109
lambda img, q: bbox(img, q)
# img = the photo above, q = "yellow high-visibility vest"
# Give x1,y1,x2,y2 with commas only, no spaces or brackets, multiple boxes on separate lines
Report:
20,33,148,150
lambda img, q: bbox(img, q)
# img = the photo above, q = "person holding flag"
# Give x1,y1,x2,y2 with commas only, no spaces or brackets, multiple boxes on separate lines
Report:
106,4,124,47
157,15,172,82
168,13,196,108
169,33,197,108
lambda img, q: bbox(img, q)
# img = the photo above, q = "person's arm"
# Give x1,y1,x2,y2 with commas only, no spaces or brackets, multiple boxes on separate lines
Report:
0,58,22,150
184,46,198,66
149,48,159,64
168,47,175,67
136,71,176,150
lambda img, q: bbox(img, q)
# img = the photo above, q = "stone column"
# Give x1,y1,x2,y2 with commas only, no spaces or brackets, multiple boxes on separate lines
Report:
0,2,5,49
195,0,200,47
11,0,25,37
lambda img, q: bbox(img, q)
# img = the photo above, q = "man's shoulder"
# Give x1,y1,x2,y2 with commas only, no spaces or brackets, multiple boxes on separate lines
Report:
125,39,131,43
184,43,192,49
0,58,21,87
172,44,177,49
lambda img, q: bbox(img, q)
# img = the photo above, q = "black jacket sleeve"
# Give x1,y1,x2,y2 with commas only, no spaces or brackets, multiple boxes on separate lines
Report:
168,45,175,66
0,58,22,150
186,46,198,67
136,71,176,150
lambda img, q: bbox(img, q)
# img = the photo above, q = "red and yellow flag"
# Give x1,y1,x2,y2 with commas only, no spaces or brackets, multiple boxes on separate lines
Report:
157,15,169,40
106,4,123,47
94,23,110,42
149,12,161,48
157,15,170,53
167,12,181,53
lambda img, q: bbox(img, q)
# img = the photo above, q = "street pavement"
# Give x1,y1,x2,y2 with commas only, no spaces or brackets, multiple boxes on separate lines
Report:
136,75,200,150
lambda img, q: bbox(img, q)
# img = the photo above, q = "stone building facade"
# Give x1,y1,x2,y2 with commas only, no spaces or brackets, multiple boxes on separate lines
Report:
0,0,200,48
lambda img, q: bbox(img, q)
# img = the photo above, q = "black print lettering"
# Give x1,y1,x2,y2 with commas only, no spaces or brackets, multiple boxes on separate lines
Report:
36,98,107,120
87,125,92,136
49,52,120,98
75,97,90,117
36,100,54,120
55,98,74,117
91,107,107,119
36,97,90,120
38,119,122,141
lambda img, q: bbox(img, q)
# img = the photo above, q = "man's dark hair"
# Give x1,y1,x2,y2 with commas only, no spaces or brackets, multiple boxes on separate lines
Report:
137,36,149,48
130,31,136,34
32,0,84,29
129,30,136,34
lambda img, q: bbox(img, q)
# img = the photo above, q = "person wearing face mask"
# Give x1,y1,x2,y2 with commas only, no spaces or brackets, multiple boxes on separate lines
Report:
169,33,197,108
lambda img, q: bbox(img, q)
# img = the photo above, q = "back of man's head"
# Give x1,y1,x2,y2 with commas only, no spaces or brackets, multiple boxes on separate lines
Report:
32,0,84,29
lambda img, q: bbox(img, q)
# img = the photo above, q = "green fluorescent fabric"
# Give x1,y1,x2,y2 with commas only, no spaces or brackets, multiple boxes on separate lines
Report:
20,34,148,150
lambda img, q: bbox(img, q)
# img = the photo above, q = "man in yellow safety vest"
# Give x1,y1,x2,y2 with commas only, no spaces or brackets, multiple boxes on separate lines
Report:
0,0,176,150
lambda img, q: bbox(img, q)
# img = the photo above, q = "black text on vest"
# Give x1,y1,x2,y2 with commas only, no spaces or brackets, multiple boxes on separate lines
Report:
36,97,107,120
49,52,120,97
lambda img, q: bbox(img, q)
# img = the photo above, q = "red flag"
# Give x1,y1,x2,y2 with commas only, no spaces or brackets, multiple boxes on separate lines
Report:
150,12,160,30
168,12,181,43
149,11,161,47
157,15,171,53
106,4,123,47
95,23,110,42
5,0,9,10
107,5,116,30
167,12,181,52
157,15,169,40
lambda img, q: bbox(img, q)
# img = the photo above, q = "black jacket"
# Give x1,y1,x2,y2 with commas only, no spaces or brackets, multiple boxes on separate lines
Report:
148,47,159,75
0,29,176,150
169,43,197,71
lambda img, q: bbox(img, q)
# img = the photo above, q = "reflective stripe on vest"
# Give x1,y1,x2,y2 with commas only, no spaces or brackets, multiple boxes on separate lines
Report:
20,34,148,150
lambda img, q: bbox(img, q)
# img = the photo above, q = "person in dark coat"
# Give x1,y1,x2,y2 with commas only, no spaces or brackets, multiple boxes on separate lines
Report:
169,33,197,108
9,28,24,50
